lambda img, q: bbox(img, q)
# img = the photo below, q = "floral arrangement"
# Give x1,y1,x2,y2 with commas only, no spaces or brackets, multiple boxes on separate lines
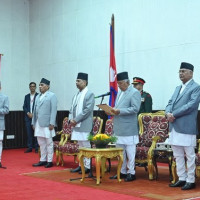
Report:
88,133,117,148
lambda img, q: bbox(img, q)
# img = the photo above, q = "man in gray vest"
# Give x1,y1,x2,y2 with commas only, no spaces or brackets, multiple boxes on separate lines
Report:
32,78,57,168
69,72,95,174
0,81,9,168
109,72,141,181
166,62,200,190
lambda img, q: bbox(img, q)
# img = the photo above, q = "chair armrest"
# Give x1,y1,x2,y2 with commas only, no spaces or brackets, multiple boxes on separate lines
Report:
197,139,200,154
61,134,70,146
147,135,161,159
59,134,65,145
56,130,63,135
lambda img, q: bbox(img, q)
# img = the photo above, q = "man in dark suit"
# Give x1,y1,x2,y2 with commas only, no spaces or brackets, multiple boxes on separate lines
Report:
23,82,38,153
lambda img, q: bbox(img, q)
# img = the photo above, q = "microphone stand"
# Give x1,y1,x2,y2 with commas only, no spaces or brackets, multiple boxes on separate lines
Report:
70,95,105,182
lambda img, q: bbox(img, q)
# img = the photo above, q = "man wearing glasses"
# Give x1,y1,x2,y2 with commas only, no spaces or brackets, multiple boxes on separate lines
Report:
23,82,38,153
166,62,200,190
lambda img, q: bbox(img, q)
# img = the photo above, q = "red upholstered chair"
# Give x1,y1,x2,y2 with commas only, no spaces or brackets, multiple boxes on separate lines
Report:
53,117,72,165
135,112,169,180
92,117,103,135
104,119,113,136
59,117,103,166
104,119,114,171
196,139,200,178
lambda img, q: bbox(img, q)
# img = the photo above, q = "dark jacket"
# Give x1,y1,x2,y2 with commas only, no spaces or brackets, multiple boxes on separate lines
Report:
23,93,38,122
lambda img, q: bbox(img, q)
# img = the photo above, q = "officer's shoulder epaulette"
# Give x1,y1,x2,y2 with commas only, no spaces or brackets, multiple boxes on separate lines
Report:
143,91,151,97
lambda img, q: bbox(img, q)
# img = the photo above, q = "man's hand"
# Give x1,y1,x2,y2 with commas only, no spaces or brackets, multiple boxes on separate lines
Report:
32,125,35,130
70,119,77,126
166,113,175,122
27,112,33,118
110,108,120,115
49,124,54,130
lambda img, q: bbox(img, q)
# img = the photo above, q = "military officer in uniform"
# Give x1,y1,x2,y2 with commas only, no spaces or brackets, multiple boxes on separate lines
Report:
132,77,152,114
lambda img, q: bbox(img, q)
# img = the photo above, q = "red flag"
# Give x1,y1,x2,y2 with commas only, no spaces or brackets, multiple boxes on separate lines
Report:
109,14,118,108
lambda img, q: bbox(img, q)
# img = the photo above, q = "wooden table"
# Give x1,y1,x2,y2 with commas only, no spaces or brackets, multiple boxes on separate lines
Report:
78,147,123,185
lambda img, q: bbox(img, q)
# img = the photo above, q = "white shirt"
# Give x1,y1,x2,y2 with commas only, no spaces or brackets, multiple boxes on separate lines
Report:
71,130,89,141
30,94,35,113
0,131,4,140
116,135,139,145
34,120,55,138
169,128,196,147
179,79,192,94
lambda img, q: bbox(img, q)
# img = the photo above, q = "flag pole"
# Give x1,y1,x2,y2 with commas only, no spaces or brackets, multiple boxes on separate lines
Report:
111,14,114,50
109,14,118,112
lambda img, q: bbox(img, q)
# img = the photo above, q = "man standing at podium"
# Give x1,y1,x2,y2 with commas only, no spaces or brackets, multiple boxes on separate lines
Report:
109,72,141,182
69,72,95,174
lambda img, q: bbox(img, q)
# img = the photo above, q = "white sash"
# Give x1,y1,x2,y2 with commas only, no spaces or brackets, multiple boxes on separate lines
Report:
70,87,88,127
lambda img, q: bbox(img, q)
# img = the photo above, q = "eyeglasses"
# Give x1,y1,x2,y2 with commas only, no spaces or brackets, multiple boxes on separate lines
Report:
30,86,36,88
178,70,190,74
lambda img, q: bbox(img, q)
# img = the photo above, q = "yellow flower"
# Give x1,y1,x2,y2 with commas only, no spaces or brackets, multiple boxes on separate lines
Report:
92,133,110,141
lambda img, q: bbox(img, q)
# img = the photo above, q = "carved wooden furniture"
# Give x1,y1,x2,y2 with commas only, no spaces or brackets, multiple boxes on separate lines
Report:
78,147,123,185
135,112,169,180
53,117,72,165
59,117,103,166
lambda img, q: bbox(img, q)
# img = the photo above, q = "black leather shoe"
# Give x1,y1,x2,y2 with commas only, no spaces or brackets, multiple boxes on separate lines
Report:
169,180,186,187
70,166,81,173
44,162,53,168
35,149,38,153
32,161,47,167
181,182,196,190
109,173,127,179
24,148,32,153
124,173,136,182
79,167,90,174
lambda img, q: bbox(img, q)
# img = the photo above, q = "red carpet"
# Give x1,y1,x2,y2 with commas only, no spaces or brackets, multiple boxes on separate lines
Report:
1,149,200,200
0,149,146,200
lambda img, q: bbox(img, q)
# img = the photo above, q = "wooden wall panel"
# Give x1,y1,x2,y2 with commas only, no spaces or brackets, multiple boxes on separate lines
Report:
3,110,200,149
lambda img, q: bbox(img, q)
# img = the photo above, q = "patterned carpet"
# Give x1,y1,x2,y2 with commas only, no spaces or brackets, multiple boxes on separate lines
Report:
24,164,200,200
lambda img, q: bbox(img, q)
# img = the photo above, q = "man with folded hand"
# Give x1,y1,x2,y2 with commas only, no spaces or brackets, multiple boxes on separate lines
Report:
69,72,95,174
108,72,141,182
166,62,200,190
32,78,57,168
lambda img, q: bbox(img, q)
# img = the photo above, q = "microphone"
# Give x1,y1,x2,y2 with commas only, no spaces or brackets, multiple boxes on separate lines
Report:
95,92,111,99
